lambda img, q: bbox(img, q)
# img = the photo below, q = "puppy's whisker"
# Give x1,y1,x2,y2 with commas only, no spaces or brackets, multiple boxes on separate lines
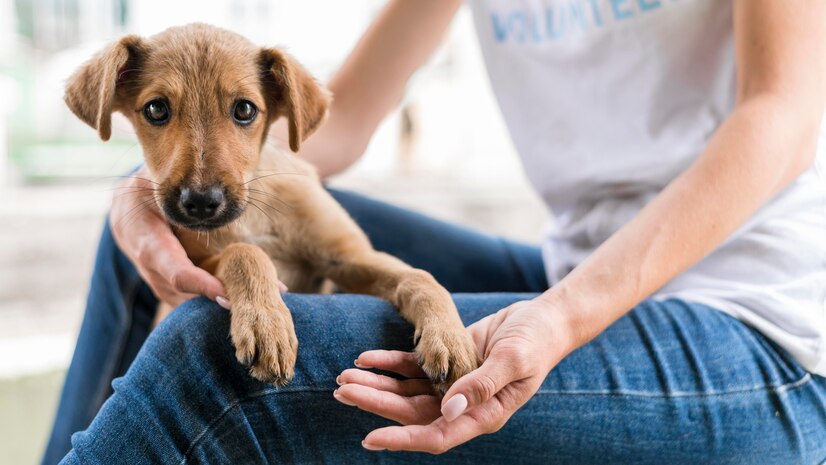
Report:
107,185,158,191
121,198,160,231
246,188,293,210
112,190,158,200
248,195,285,214
116,196,158,231
108,187,158,198
101,175,161,185
114,194,155,228
247,196,285,218
244,199,277,224
243,172,307,186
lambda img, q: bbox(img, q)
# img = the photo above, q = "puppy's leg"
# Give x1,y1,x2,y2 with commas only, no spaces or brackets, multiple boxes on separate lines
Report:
204,243,297,385
326,251,480,393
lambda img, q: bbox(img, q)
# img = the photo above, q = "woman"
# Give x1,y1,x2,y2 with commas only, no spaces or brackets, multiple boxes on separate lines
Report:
43,0,826,463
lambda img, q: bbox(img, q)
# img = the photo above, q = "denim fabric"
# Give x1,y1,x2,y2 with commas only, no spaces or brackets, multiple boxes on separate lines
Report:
44,189,826,464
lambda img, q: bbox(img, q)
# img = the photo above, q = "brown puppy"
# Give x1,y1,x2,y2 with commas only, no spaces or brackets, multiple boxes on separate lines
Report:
64,23,480,392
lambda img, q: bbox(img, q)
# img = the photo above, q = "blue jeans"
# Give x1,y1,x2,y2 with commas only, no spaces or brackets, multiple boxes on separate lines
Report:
44,190,826,464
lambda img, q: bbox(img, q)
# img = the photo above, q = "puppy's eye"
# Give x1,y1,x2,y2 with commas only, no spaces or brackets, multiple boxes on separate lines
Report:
233,100,257,125
144,100,170,125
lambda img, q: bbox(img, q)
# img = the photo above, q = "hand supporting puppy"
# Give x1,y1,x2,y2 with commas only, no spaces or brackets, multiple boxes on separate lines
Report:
110,167,286,308
110,167,228,306
333,297,572,454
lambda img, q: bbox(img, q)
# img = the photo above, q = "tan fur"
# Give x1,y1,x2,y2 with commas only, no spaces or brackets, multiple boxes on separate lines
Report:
65,23,479,391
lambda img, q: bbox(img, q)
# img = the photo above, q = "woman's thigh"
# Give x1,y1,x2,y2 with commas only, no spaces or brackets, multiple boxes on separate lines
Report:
61,295,826,465
329,189,547,293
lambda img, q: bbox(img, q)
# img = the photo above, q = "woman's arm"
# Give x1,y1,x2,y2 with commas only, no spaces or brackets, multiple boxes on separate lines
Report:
271,0,463,177
338,0,826,452
540,0,826,351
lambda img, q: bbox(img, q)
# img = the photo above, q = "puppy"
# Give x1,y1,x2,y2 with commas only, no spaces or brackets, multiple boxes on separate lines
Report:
64,23,480,392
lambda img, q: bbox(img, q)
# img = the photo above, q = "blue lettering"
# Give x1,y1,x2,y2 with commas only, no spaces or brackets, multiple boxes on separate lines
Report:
637,0,661,12
545,7,564,39
509,12,528,43
490,12,508,42
588,0,604,27
527,11,543,42
490,0,671,45
567,2,587,34
610,0,634,20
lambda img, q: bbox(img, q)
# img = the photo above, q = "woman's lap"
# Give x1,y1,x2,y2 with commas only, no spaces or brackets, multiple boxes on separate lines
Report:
42,188,548,464
44,188,826,464
62,295,826,464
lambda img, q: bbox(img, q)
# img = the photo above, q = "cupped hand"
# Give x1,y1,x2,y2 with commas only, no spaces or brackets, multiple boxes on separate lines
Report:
333,298,571,454
109,167,227,307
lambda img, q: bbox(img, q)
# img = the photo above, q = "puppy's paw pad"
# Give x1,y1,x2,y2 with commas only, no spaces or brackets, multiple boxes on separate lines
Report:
415,324,480,395
231,304,298,386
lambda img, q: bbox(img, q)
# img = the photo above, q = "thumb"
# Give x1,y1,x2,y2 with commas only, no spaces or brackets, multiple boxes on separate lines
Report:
164,263,226,301
440,350,514,422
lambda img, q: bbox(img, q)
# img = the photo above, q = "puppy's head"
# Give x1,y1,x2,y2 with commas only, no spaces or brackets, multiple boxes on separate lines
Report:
65,23,329,230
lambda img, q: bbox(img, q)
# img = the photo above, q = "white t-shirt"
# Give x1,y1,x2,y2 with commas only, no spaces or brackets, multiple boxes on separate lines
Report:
468,0,826,375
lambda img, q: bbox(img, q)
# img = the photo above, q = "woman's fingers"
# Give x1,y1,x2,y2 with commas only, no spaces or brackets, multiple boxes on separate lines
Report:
140,230,224,301
145,270,197,307
334,383,441,425
355,350,427,378
167,264,225,300
362,411,491,454
337,369,435,396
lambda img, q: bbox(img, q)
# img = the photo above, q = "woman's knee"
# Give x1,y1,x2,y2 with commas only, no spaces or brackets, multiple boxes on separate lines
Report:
136,298,242,385
143,294,411,387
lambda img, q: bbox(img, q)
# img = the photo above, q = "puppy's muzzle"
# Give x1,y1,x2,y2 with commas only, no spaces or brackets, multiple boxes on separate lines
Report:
180,186,225,220
163,184,242,230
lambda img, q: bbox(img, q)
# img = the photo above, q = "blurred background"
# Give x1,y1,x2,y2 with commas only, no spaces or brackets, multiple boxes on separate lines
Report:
0,1,546,463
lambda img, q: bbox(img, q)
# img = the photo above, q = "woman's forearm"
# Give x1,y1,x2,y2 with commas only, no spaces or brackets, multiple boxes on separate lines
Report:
539,0,826,355
272,0,462,177
540,95,823,352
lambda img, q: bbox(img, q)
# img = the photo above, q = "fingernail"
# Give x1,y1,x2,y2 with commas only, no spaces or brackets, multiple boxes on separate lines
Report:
354,359,361,367
441,394,468,422
336,375,344,385
216,296,231,310
333,389,356,406
362,441,385,451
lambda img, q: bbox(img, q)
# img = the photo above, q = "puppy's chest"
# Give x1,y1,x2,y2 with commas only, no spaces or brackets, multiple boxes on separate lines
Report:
221,221,292,261
202,224,327,292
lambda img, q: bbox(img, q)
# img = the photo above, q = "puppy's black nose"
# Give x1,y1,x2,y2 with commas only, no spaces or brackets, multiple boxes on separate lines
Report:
179,187,225,220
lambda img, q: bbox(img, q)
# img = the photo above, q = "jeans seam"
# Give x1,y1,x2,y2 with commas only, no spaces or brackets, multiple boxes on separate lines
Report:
179,378,820,463
91,220,142,418
180,387,332,464
533,373,812,399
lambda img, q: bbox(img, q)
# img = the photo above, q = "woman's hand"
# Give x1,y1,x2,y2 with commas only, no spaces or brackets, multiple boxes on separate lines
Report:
333,298,571,454
110,167,227,307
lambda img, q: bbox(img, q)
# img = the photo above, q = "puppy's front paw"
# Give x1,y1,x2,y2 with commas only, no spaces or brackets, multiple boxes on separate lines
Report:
415,322,481,395
231,302,298,386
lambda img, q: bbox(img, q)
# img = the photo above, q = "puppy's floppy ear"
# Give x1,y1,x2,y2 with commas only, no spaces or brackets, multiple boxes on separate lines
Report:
64,35,145,141
259,48,331,152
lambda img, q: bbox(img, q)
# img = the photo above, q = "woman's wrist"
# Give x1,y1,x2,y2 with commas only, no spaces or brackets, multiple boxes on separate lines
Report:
518,292,578,374
531,286,594,366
